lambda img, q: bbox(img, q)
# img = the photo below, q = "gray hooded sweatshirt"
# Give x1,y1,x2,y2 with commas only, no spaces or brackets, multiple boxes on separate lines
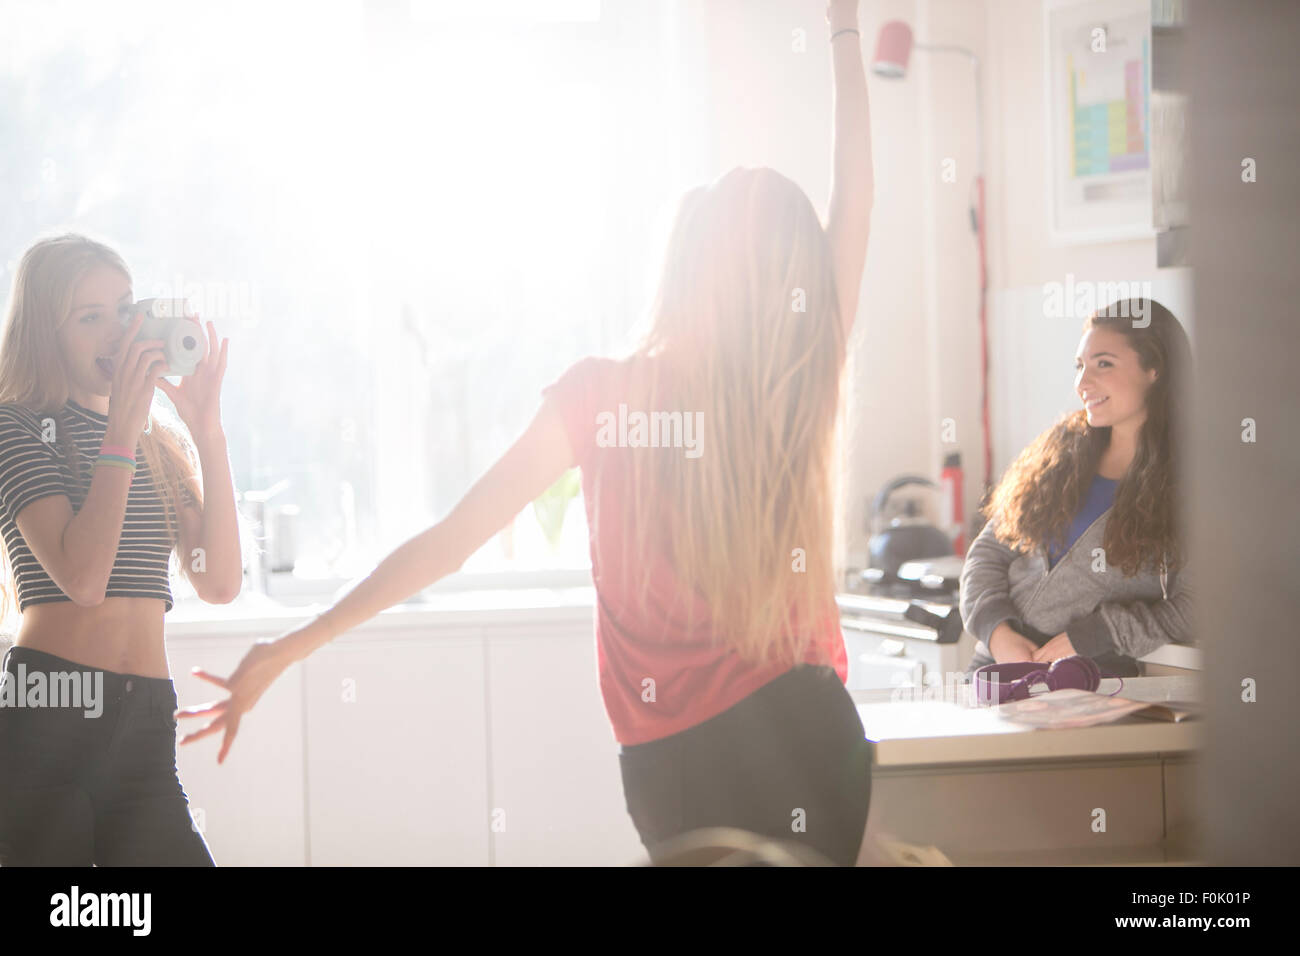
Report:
959,508,1194,674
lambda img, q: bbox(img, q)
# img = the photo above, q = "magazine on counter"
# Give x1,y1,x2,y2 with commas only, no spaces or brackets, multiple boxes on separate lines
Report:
997,688,1199,728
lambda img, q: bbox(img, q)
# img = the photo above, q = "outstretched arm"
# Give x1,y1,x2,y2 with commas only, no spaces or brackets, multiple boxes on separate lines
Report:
824,0,874,339
293,396,575,654
179,395,576,762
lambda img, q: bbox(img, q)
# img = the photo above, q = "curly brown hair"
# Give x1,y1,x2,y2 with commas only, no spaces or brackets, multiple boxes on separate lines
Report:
983,299,1192,576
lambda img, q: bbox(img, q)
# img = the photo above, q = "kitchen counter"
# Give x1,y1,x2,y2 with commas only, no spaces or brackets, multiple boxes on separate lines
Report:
854,675,1203,864
853,675,1201,767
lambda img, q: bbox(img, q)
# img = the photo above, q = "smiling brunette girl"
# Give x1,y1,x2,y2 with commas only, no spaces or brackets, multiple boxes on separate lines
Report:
961,299,1195,678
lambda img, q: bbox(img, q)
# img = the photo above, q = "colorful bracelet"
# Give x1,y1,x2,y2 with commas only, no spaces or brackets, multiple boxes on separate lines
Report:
96,454,137,472
97,442,137,486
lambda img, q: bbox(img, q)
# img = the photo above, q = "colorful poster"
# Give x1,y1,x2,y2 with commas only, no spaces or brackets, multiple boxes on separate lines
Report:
1045,0,1154,242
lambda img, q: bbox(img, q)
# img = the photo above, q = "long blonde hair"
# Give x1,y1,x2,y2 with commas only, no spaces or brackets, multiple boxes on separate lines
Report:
604,167,847,669
0,234,204,628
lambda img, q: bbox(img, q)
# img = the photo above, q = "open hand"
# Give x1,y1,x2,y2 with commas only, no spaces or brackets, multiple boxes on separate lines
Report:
156,319,229,442
177,638,293,763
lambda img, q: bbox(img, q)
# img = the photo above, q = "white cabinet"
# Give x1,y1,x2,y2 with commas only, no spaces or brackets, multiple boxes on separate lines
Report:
304,630,489,866
162,598,643,865
167,639,307,866
485,623,645,866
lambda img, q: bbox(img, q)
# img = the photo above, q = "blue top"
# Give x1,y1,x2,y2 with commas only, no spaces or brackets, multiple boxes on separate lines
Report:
1047,475,1118,570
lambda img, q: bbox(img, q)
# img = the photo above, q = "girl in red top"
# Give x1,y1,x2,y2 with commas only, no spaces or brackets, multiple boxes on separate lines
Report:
184,0,874,866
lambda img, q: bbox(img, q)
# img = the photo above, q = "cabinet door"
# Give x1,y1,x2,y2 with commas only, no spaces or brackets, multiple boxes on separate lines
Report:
304,631,489,865
486,625,645,866
841,628,924,691
168,639,307,866
865,762,1166,856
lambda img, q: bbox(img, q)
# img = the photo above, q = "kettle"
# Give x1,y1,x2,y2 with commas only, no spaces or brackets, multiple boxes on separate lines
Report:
866,475,955,580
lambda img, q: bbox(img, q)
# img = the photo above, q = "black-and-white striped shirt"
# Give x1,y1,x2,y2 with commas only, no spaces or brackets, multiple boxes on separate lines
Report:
0,399,186,612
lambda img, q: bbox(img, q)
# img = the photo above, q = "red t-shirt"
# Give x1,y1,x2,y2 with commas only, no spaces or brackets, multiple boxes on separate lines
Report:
541,354,848,747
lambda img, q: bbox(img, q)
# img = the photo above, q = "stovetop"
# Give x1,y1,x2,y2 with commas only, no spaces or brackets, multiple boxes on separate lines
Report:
837,577,963,644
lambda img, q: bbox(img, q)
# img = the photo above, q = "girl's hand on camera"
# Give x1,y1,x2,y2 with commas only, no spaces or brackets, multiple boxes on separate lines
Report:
156,319,229,443
105,312,167,446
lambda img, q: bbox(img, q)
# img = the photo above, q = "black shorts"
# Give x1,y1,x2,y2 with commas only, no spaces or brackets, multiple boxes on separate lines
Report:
617,664,871,866
0,645,214,866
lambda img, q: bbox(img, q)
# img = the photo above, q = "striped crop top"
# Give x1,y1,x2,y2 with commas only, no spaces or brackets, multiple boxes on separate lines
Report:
0,399,190,612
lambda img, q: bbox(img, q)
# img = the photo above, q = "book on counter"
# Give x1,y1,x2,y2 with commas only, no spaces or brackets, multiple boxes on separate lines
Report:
996,688,1198,728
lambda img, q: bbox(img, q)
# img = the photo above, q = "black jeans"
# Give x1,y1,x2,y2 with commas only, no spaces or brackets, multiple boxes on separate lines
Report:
618,664,871,866
0,646,214,866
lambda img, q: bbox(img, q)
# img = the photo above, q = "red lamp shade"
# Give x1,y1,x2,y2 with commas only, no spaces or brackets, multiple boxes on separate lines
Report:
872,20,914,78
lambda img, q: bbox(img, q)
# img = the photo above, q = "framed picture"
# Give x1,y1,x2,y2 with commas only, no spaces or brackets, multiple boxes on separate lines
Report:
1043,0,1155,243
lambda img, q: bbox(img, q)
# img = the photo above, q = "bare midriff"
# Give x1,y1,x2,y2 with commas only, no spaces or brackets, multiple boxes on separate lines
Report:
15,597,169,678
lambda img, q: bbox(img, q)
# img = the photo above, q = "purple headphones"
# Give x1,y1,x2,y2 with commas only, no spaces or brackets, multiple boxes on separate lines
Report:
973,655,1125,706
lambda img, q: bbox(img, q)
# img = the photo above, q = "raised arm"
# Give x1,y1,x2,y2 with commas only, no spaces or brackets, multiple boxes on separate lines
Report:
167,321,243,604
824,0,874,339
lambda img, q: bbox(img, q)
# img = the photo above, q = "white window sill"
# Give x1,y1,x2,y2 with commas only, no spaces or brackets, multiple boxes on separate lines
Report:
166,569,597,638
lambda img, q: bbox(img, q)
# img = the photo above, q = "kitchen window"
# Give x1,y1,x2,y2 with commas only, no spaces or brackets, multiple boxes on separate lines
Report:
3,0,705,604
